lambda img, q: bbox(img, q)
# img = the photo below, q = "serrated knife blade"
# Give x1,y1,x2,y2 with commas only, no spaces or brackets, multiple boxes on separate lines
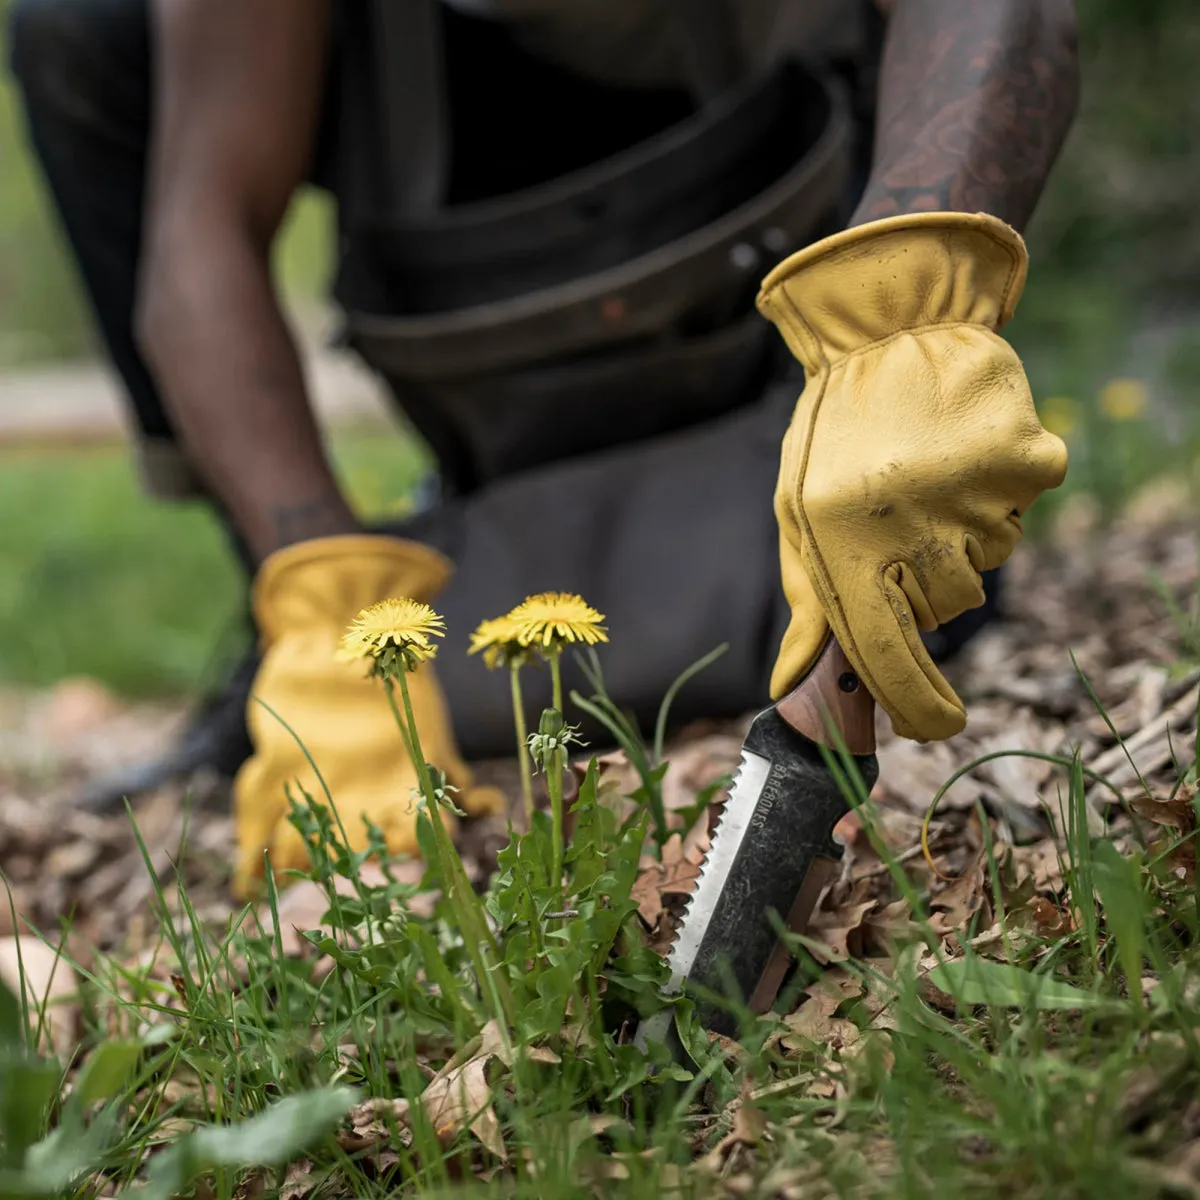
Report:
635,635,879,1051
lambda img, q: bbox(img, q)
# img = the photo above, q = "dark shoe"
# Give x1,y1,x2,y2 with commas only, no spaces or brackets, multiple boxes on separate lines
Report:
75,649,257,811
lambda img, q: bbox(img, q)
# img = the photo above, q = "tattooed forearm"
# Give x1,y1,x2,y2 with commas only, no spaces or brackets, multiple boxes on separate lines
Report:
850,0,1079,231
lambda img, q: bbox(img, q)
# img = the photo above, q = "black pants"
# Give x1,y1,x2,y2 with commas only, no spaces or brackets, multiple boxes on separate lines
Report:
8,0,999,760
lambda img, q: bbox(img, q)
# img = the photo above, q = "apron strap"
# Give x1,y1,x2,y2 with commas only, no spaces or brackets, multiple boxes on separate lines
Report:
368,0,448,218
667,0,746,101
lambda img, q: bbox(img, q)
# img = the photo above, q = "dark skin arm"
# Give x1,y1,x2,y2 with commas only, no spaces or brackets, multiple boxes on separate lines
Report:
851,0,1079,232
136,0,357,564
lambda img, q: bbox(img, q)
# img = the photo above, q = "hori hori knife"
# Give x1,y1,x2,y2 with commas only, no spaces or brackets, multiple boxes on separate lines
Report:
635,636,879,1050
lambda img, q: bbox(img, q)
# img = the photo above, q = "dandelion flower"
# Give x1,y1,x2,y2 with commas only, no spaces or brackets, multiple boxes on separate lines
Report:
1098,378,1148,422
507,592,608,651
339,598,445,675
469,613,537,819
468,615,528,670
1038,395,1080,440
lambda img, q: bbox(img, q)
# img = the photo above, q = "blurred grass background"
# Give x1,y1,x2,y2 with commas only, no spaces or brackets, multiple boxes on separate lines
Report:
0,0,1197,698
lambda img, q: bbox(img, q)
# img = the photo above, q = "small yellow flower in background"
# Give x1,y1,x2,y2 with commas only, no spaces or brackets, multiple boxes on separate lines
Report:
506,592,608,650
339,598,445,675
1038,395,1081,440
1098,377,1149,422
468,615,529,670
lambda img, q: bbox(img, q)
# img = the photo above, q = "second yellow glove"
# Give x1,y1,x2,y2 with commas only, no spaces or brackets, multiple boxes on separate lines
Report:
757,212,1068,742
232,535,503,897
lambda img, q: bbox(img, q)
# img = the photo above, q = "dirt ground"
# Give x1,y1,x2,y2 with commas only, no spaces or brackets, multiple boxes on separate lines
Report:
2,490,1197,979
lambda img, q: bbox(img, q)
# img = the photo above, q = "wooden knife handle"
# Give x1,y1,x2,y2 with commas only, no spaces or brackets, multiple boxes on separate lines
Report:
775,634,877,756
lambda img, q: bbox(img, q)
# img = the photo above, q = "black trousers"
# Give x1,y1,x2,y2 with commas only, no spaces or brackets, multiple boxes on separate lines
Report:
8,0,999,760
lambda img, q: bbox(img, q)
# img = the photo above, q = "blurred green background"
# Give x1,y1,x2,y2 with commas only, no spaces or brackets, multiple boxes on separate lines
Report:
0,0,1197,700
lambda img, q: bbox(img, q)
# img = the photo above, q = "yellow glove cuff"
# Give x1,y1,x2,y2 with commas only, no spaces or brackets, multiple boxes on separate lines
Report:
253,535,453,644
756,212,1028,371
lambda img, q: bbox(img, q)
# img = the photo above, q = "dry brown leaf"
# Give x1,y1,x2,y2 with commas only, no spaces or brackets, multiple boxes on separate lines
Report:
929,845,990,935
339,1097,412,1153
805,898,878,963
1010,838,1065,894
630,870,664,928
1132,785,1197,833
1025,896,1074,937
861,899,919,957
420,1026,508,1159
660,858,702,896
278,1159,318,1200
231,1170,268,1200
700,1098,768,1173
810,967,865,1006
780,984,861,1056
1132,785,1198,881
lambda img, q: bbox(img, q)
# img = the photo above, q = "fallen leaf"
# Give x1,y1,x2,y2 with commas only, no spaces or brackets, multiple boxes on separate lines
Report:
929,847,990,934
421,1029,508,1159
630,870,663,927
660,858,701,896
700,1097,768,1173
806,898,878,962
779,986,861,1056
278,1158,317,1200
1025,896,1074,937
339,1097,412,1153
1009,837,1065,896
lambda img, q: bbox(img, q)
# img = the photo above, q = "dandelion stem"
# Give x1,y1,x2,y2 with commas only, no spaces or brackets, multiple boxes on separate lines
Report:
549,649,564,715
548,748,565,896
547,649,567,894
509,664,535,826
388,673,513,1028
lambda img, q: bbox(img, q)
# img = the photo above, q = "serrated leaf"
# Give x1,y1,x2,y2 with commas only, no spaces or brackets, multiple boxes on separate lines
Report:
1092,840,1147,1006
19,1108,120,1195
132,1088,358,1200
927,957,1117,1010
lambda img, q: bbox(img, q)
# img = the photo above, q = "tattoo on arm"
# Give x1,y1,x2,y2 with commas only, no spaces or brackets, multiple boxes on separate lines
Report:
271,490,359,550
851,0,1079,231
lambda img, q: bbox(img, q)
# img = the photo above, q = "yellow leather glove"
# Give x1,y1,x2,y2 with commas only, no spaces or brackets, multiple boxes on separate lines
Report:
757,212,1068,742
232,535,503,896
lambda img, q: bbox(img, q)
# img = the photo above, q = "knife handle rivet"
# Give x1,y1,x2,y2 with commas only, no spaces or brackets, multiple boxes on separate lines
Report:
838,672,860,693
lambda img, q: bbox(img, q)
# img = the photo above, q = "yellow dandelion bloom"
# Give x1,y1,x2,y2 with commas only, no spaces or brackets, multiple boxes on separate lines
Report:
339,598,445,669
1098,378,1148,422
507,592,608,651
468,615,528,670
1038,395,1080,440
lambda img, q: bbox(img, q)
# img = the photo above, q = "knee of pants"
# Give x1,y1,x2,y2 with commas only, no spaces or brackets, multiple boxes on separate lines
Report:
8,0,146,125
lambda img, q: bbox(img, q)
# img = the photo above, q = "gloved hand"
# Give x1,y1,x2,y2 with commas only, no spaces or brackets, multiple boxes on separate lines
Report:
757,212,1068,742
232,534,503,896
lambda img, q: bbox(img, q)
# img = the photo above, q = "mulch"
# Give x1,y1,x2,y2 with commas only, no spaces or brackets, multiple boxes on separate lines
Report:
1,494,1196,980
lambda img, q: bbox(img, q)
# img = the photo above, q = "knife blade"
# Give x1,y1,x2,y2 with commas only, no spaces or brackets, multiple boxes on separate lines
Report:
635,634,878,1050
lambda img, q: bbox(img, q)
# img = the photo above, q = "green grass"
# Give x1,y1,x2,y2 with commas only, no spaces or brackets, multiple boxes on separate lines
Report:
0,431,428,697
3,641,1200,1198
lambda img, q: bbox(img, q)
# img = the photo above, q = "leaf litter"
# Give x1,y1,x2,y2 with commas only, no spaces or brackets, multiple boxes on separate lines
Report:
3,509,1200,1189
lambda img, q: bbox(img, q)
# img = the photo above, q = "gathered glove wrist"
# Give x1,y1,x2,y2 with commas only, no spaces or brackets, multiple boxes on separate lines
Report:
233,534,502,896
757,212,1068,742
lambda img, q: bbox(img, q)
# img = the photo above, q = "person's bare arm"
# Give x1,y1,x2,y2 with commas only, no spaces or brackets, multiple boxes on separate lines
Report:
136,0,357,563
852,0,1079,231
